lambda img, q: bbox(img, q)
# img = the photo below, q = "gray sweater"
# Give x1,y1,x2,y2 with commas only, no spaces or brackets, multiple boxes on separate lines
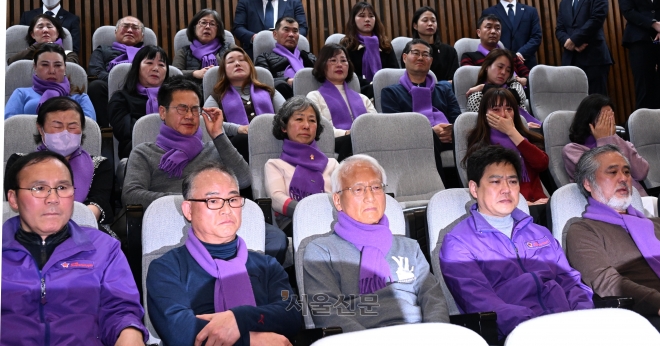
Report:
303,233,449,332
122,134,250,208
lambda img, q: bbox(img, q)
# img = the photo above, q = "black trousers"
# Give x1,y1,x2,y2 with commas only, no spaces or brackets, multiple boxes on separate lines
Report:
576,64,610,96
335,135,353,162
274,80,294,100
88,80,110,127
628,41,660,110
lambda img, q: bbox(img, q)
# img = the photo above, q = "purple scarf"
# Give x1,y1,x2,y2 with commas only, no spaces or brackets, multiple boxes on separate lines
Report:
318,80,368,130
32,74,70,113
272,43,304,79
221,84,274,125
399,73,448,126
185,229,256,312
583,197,660,279
583,135,597,149
357,34,382,81
33,38,63,47
334,212,393,295
489,128,530,182
107,42,142,71
155,123,204,178
476,43,503,57
191,38,222,68
136,83,160,114
37,144,93,203
519,107,541,125
280,139,328,201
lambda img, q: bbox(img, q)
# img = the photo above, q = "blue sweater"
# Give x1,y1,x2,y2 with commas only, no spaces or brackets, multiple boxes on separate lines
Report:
147,246,303,346
5,87,96,120
380,81,461,124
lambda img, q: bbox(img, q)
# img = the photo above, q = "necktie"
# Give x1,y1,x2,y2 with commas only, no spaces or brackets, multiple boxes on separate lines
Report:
45,10,54,16
265,0,274,30
507,4,515,26
573,0,579,16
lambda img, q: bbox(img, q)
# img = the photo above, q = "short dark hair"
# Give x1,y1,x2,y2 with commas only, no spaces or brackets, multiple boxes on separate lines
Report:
275,17,298,31
569,94,615,145
186,9,226,44
157,75,203,109
123,45,170,94
466,145,522,186
33,43,66,65
272,96,324,141
181,161,239,199
312,43,355,83
34,97,87,145
5,151,74,196
477,14,500,29
402,38,432,55
26,14,67,46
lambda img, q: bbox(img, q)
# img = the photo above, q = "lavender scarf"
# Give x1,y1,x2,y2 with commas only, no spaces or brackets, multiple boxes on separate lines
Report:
185,229,256,312
136,83,160,114
334,212,393,295
357,34,382,81
272,43,304,79
583,197,660,279
489,128,530,182
34,38,63,47
32,74,70,113
399,73,448,126
155,123,204,178
221,84,274,125
583,135,597,149
191,38,222,68
37,144,93,203
107,42,142,71
280,139,328,201
476,43,503,58
318,80,368,130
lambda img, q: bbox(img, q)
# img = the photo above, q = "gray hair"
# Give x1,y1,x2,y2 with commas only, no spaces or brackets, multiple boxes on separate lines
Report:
331,154,388,192
181,162,239,199
116,16,145,34
575,144,630,198
272,95,324,140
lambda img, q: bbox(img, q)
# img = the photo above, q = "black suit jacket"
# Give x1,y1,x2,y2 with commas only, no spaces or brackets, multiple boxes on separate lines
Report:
555,0,613,66
20,8,81,54
482,2,542,68
619,0,660,46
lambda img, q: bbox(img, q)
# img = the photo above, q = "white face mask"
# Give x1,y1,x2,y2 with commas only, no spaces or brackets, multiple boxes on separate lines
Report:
43,0,60,9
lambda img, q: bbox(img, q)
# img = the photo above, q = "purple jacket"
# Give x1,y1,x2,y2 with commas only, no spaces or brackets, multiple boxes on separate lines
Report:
439,204,593,338
2,217,148,345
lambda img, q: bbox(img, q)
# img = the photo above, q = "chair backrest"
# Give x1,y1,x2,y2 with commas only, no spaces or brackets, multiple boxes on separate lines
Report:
252,30,310,59
107,64,183,101
453,38,504,62
6,26,74,63
542,111,575,188
3,201,98,229
453,112,478,187
324,33,345,45
292,67,360,96
131,113,214,148
248,113,335,199
293,193,405,329
528,65,588,122
427,188,529,315
351,113,445,209
141,195,265,338
6,61,88,102
372,68,437,113
628,108,660,190
391,36,412,68
91,25,158,50
202,66,275,102
173,29,235,54
453,66,481,113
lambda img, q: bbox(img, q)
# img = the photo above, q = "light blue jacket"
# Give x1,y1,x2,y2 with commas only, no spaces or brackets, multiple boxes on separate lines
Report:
5,87,96,120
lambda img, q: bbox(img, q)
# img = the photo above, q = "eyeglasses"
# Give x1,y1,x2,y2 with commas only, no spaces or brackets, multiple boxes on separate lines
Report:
167,105,203,116
187,196,246,210
338,183,387,196
120,23,141,31
407,50,431,59
197,21,218,28
327,58,349,66
17,184,75,199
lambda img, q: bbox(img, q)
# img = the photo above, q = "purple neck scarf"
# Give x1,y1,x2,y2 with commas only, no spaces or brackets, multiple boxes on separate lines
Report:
280,139,328,201
357,34,382,82
155,123,204,178
399,73,448,126
221,84,274,125
583,135,597,149
519,107,541,125
489,128,530,182
32,74,70,113
191,38,222,68
583,197,660,279
37,144,93,203
272,43,304,79
107,42,142,71
34,38,63,47
136,83,160,114
185,229,257,312
476,43,503,57
334,212,393,295
318,80,368,130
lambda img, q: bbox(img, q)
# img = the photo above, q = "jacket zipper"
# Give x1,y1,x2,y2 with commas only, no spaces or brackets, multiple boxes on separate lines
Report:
510,238,548,313
37,240,50,346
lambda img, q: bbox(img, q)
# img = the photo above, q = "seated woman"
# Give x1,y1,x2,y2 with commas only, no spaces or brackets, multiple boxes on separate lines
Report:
265,96,339,224
466,49,540,129
411,6,459,82
108,45,169,159
307,43,376,161
5,44,95,120
204,46,285,162
172,9,232,87
563,94,649,196
5,97,114,228
340,1,398,99
8,14,78,65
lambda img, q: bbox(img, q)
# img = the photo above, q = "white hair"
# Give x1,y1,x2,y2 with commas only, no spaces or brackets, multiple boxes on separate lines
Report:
331,154,387,192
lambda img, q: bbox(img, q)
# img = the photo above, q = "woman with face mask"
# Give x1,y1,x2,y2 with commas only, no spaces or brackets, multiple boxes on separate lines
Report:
8,14,79,65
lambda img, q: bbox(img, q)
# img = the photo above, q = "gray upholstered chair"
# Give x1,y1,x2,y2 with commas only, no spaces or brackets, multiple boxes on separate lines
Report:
5,61,88,103
391,36,412,68
107,63,183,101
172,28,235,56
292,67,360,96
310,323,488,345
252,30,310,59
91,25,157,50
628,108,660,191
453,112,478,187
202,66,274,102
3,201,98,229
528,65,588,122
324,33,345,45
542,111,575,188
371,68,437,113
452,66,481,113
5,26,73,64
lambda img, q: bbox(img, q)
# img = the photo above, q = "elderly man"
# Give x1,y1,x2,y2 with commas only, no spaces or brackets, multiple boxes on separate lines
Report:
147,162,302,345
88,16,146,127
303,154,449,332
2,151,148,345
254,17,316,99
567,144,660,329
440,146,593,341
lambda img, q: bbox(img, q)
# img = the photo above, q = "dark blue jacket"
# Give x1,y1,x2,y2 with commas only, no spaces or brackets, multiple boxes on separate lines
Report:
555,0,613,67
380,80,461,124
20,7,81,54
619,0,660,46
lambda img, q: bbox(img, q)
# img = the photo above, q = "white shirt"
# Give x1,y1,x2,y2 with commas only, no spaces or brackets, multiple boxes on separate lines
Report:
500,0,517,16
42,4,61,16
262,0,279,29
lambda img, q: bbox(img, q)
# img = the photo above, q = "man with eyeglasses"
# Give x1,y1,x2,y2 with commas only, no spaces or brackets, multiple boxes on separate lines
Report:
303,154,449,332
2,151,149,345
147,161,302,345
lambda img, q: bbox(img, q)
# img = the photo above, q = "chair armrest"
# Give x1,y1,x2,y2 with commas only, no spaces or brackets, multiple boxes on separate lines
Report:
293,326,342,346
255,198,273,224
594,296,635,310
450,311,498,345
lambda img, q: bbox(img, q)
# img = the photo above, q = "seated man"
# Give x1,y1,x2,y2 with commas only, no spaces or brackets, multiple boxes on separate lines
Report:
254,17,316,100
440,145,593,340
567,144,660,329
2,151,148,345
88,16,146,127
147,162,302,345
461,14,529,84
303,154,449,332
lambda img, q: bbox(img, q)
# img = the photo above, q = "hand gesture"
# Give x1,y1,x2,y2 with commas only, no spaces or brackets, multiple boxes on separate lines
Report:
486,112,517,137
516,76,527,86
564,38,576,51
238,125,249,135
195,311,240,346
467,84,485,96
432,123,453,143
193,66,214,79
590,108,615,140
528,122,541,129
202,107,225,139
527,198,549,206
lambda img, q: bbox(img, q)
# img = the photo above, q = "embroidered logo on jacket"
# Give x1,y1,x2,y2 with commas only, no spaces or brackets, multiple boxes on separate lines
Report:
525,236,551,249
59,261,94,269
391,256,415,283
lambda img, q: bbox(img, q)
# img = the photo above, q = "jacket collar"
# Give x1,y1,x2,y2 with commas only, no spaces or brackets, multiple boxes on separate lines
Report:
469,202,532,236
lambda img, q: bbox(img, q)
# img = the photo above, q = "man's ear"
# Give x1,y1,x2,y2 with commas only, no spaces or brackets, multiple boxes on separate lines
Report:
181,200,192,222
332,192,343,212
7,190,19,212
468,180,479,199
583,179,593,194
159,105,167,121
476,28,482,38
